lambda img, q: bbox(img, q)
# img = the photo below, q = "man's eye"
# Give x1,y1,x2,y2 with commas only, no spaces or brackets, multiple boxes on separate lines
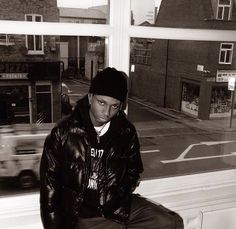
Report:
98,100,105,105
112,105,119,109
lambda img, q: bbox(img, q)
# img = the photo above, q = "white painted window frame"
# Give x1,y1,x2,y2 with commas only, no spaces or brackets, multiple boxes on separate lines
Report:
219,42,234,64
0,0,236,216
25,14,44,55
216,0,232,20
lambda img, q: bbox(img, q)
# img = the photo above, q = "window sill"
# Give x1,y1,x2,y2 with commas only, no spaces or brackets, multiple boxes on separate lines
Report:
1,169,236,228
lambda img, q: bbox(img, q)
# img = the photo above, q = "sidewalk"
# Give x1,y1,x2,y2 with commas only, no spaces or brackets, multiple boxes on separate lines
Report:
129,96,236,133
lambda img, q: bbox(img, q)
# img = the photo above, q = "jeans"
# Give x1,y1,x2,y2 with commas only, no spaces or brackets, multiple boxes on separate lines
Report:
76,194,184,229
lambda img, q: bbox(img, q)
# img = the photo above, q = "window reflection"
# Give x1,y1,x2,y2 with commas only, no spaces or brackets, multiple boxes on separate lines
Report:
129,37,236,177
0,0,109,24
129,38,236,120
0,34,105,126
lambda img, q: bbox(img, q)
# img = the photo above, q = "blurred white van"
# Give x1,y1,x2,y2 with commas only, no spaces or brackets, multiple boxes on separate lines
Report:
0,132,48,189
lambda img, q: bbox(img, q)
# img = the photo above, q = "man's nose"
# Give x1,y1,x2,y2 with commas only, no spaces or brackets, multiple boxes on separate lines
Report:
104,106,111,117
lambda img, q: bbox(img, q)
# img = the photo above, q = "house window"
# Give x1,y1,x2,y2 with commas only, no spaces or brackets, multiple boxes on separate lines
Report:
217,0,232,20
25,14,44,55
219,43,233,64
0,34,15,46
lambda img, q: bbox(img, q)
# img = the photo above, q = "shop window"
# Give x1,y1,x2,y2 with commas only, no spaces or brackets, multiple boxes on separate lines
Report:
25,14,44,55
181,82,200,117
216,0,232,20
36,84,52,123
219,43,233,64
210,86,232,118
0,34,15,46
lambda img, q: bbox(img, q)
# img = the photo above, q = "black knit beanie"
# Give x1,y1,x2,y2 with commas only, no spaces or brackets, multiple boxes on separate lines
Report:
89,67,128,102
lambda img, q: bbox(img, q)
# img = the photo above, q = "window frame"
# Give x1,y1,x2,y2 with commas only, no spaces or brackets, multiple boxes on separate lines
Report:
219,42,234,64
216,0,232,20
0,34,15,46
25,14,44,55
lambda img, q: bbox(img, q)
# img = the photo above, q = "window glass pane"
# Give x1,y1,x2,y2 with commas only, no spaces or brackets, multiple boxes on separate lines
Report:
0,34,106,127
219,0,231,5
131,0,236,29
36,85,51,92
35,16,42,22
26,15,32,21
27,35,34,50
0,85,29,124
129,38,236,179
222,44,232,49
35,35,42,50
225,50,231,62
223,7,230,20
0,0,109,24
217,7,223,19
220,51,225,62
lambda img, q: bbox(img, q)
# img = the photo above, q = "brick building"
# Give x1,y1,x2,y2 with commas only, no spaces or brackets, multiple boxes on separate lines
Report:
0,0,61,124
130,0,236,120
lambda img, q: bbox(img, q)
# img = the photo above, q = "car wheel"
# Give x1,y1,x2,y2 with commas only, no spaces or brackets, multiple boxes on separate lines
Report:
18,171,36,189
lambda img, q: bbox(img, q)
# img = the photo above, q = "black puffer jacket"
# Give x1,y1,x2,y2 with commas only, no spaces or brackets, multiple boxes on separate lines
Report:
40,96,143,229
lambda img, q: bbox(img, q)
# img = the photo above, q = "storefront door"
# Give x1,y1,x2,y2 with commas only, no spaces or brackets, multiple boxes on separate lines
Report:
36,84,52,123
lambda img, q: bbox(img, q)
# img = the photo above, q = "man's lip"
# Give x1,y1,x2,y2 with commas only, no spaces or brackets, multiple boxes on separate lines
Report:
98,117,109,122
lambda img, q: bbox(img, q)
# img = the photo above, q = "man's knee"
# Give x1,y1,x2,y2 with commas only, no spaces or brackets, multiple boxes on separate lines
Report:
153,204,184,229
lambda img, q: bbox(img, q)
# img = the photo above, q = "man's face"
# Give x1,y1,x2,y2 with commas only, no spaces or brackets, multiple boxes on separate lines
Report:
89,94,121,126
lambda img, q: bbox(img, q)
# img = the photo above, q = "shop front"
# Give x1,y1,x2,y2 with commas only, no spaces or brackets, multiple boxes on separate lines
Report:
0,62,61,125
181,70,236,120
209,70,236,118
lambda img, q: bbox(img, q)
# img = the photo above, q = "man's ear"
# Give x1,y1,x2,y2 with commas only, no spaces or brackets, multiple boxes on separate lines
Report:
88,93,93,104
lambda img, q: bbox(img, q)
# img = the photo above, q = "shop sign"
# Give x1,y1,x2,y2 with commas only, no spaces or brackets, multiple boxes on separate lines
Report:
216,70,236,82
206,77,215,82
0,73,28,80
228,77,235,91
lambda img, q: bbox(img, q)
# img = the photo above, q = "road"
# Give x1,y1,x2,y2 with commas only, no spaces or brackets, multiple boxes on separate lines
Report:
1,78,236,194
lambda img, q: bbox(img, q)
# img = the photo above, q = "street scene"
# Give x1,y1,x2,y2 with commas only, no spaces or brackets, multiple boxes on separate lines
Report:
1,78,236,196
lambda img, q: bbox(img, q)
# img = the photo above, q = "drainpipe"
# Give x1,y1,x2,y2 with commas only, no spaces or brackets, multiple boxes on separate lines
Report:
164,39,169,108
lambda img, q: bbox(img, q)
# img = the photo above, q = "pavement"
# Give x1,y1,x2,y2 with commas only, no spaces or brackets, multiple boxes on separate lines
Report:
129,96,236,134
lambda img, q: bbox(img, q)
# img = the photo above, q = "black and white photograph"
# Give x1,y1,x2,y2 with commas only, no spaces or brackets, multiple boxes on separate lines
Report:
0,0,236,228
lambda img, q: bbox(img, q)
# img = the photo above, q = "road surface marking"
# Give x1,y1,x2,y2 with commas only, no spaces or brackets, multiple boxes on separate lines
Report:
141,149,160,154
161,140,236,163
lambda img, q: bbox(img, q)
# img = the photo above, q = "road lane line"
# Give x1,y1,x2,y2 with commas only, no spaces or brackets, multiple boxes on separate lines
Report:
161,152,236,163
141,149,160,154
161,140,236,163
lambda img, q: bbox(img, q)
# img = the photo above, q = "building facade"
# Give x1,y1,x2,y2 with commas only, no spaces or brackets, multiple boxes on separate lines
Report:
0,0,61,125
130,0,236,120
